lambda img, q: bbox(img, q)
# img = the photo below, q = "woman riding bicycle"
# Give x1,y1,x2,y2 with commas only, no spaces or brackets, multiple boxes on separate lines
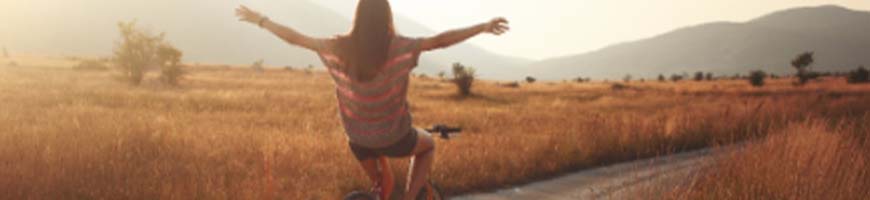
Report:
236,1,508,199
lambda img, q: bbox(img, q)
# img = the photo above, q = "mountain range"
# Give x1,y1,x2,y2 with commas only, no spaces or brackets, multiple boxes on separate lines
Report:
2,2,869,81
526,5,870,80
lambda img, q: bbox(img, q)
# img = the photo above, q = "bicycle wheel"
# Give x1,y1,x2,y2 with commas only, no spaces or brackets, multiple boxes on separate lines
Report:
415,181,444,200
344,191,378,200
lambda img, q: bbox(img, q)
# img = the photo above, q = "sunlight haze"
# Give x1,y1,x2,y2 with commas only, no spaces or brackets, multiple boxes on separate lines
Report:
314,0,870,60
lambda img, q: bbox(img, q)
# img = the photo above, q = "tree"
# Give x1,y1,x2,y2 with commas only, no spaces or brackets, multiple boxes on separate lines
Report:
791,51,815,85
658,74,666,82
157,44,184,85
623,74,633,83
705,72,714,81
113,21,166,85
848,66,869,84
749,70,766,87
452,63,476,96
2,46,7,58
694,71,705,81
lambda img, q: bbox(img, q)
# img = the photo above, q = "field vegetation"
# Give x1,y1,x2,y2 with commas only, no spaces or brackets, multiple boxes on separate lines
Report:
1,56,869,199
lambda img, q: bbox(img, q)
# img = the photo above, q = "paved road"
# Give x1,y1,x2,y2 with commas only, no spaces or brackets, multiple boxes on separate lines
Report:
453,148,723,200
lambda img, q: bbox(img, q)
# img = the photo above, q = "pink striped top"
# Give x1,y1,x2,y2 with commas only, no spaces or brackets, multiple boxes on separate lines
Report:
317,36,422,148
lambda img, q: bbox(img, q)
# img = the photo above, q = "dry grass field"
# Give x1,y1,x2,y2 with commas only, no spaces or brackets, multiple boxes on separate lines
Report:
665,119,870,200
1,56,869,199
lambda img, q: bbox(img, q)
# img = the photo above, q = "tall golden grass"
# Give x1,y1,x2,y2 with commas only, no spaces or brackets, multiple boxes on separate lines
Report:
666,118,870,200
1,57,869,199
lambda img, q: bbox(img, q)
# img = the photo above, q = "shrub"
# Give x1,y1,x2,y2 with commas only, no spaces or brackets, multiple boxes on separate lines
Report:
670,74,684,82
705,72,714,81
694,71,705,81
526,76,537,83
749,70,766,87
437,71,446,80
7,61,18,67
73,59,109,71
252,60,265,73
658,74,666,82
611,83,628,91
156,44,184,86
623,74,632,83
451,63,475,96
2,46,8,58
284,66,294,71
847,66,869,84
113,21,167,85
500,81,520,88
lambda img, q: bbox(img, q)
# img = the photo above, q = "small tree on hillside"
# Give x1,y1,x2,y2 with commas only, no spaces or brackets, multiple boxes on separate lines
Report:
792,51,815,85
452,63,476,96
114,21,165,85
749,70,767,87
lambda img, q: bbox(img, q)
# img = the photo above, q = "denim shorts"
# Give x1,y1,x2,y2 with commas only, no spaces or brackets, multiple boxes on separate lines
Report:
348,128,419,161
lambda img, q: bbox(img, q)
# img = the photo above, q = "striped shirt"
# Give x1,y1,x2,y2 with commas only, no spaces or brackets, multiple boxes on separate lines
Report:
317,36,422,148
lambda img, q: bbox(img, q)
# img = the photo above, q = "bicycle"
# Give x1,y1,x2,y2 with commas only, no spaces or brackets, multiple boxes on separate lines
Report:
343,124,462,200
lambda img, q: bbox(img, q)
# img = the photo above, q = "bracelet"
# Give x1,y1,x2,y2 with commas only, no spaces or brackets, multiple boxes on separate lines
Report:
258,17,270,27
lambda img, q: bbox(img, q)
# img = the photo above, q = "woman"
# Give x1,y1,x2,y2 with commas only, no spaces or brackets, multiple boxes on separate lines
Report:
236,1,508,199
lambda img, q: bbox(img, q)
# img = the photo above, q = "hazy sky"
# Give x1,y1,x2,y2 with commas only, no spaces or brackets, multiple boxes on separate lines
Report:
313,0,870,60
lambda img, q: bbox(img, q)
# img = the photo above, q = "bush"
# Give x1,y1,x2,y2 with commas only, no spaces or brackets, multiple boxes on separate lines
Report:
847,66,869,84
7,61,18,67
500,81,520,88
658,74,666,82
252,60,265,73
451,63,475,96
694,71,705,81
623,74,633,83
670,74,684,82
611,83,629,91
73,59,109,71
749,70,766,87
525,76,537,83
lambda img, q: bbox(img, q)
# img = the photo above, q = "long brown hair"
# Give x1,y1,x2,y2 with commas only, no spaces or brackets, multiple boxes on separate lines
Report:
337,0,395,82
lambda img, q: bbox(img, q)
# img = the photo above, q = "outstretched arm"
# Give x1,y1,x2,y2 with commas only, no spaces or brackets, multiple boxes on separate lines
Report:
235,6,324,52
420,18,509,51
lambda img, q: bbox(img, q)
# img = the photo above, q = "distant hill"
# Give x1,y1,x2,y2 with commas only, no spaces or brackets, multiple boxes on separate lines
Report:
527,5,870,80
0,0,528,79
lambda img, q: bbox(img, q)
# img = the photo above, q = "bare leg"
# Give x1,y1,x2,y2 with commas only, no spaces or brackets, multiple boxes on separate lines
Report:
358,158,381,185
403,130,436,200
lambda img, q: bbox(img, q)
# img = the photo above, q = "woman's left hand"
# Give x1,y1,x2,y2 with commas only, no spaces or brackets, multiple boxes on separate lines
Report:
235,5,267,25
483,17,510,35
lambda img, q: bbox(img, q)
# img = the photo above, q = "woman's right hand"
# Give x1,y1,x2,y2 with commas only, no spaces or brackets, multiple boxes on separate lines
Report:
483,17,510,35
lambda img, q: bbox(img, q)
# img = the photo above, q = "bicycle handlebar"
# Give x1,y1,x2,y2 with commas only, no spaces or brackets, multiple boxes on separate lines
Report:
425,124,462,140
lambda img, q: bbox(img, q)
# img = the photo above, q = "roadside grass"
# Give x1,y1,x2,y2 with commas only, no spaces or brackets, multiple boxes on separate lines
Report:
2,59,869,199
665,118,870,200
